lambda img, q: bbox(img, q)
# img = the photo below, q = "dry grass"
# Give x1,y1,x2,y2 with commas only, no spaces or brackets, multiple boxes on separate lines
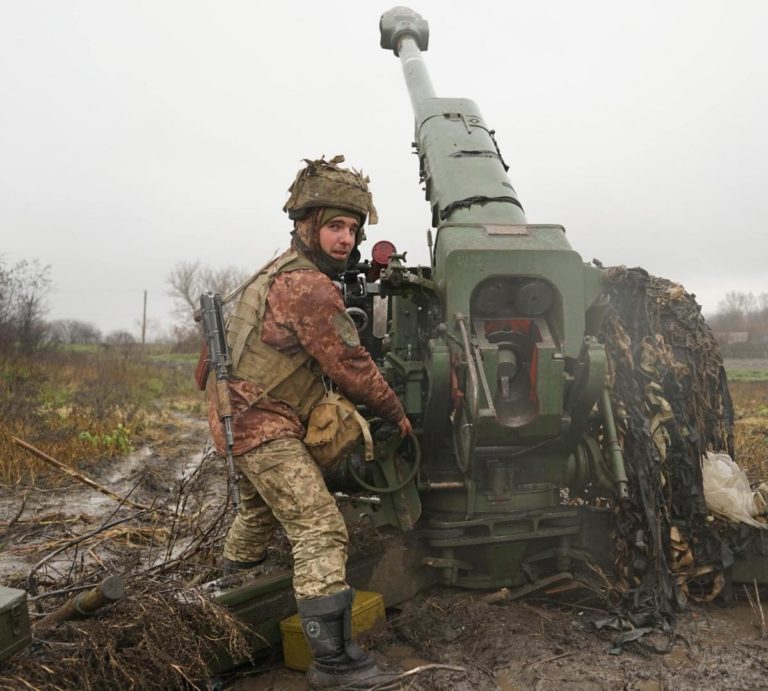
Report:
0,348,198,485
729,380,768,483
0,438,247,691
1,583,251,691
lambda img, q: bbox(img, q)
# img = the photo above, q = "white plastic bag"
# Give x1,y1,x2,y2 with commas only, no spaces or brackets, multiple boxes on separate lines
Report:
701,452,766,529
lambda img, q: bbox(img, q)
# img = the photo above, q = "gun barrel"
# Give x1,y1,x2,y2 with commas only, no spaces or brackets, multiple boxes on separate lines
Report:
398,36,436,118
380,6,526,228
380,8,435,115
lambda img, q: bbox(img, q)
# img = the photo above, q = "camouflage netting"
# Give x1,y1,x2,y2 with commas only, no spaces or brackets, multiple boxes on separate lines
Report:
599,265,739,633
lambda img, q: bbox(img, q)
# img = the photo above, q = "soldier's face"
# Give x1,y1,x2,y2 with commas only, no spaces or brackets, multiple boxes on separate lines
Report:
318,216,359,261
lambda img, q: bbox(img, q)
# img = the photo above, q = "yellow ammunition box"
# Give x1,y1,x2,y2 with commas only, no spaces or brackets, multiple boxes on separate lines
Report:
280,590,385,671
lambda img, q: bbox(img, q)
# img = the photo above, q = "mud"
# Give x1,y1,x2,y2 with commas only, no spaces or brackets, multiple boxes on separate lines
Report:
3,385,768,690
388,590,767,690
238,589,768,690
0,410,223,588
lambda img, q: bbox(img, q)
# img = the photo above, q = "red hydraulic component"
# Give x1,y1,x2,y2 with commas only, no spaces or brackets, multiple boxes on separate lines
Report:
368,240,397,281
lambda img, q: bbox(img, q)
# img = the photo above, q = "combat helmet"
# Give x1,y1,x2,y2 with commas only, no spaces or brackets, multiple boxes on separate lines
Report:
283,155,378,226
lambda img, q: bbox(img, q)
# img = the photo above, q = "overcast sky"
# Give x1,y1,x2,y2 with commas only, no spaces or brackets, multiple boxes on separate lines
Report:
1,1,766,339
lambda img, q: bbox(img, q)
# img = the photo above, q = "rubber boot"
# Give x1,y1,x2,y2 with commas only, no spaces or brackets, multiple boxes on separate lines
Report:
221,555,266,577
297,589,397,690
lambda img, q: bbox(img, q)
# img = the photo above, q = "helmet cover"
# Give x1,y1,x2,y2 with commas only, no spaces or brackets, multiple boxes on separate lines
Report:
283,155,378,226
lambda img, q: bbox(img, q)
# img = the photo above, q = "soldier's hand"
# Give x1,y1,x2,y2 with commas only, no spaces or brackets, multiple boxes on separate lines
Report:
397,416,413,438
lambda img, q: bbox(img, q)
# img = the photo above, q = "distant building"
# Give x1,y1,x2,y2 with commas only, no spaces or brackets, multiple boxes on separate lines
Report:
714,331,749,344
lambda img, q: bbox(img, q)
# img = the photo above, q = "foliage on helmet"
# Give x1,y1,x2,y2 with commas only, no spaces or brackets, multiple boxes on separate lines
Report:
283,155,378,225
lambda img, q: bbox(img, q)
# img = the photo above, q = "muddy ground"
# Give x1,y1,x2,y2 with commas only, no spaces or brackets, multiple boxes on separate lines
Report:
242,587,768,691
2,378,768,690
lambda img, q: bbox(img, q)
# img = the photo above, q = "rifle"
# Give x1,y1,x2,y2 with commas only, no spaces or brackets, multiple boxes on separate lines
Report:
197,292,240,510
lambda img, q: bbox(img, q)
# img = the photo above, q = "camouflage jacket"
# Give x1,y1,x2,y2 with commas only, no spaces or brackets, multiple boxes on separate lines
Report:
209,257,404,455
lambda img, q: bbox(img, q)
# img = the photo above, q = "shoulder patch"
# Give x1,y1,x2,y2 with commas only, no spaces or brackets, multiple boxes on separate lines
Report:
333,311,361,348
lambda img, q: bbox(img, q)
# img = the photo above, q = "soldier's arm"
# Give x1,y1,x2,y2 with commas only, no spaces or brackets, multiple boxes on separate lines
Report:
281,272,406,425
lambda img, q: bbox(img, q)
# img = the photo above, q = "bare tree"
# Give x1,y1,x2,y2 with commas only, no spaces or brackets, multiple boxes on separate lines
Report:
709,291,768,343
105,330,136,346
15,260,53,353
0,258,52,354
710,291,756,332
166,261,250,352
755,293,768,335
168,322,201,353
0,259,13,350
49,319,102,345
167,261,201,315
103,329,139,363
718,291,756,316
167,261,250,320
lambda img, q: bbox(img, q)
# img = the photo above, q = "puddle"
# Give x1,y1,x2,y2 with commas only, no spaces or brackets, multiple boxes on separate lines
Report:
105,444,153,485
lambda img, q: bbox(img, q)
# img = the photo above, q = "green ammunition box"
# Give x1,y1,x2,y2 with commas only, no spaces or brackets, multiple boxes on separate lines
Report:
0,586,31,663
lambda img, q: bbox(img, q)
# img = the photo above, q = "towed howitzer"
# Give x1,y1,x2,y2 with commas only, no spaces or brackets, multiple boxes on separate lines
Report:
207,8,767,667
307,6,631,589
197,292,240,510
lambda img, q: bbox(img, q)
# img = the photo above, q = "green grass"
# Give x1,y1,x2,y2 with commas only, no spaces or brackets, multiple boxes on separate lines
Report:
148,351,199,365
726,369,768,382
64,343,101,353
0,348,200,484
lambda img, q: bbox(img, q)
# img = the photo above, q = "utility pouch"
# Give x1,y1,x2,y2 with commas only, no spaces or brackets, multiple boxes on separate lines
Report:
304,389,373,470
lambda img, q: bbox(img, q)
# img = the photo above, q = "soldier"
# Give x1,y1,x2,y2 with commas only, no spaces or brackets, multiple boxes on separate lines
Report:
207,156,410,689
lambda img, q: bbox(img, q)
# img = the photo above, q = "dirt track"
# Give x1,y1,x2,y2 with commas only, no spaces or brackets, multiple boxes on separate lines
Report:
3,381,768,690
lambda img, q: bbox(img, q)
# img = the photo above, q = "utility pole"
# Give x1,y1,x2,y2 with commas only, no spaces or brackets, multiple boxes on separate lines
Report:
141,290,147,347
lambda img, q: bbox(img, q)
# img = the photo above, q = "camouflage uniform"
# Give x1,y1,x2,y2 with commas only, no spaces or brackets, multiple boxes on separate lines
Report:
208,157,403,689
209,251,404,598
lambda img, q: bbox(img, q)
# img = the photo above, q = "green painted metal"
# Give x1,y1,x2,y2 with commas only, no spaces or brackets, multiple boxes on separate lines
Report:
414,99,527,229
421,483,560,515
421,506,583,589
0,587,30,663
345,426,422,531
434,224,598,359
374,7,619,590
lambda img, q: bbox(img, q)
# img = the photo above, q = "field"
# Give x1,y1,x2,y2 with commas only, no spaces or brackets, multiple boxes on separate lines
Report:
0,346,201,485
1,354,767,689
727,361,768,484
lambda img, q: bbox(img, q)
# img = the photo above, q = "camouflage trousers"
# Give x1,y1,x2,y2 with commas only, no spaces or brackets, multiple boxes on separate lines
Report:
223,438,349,599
